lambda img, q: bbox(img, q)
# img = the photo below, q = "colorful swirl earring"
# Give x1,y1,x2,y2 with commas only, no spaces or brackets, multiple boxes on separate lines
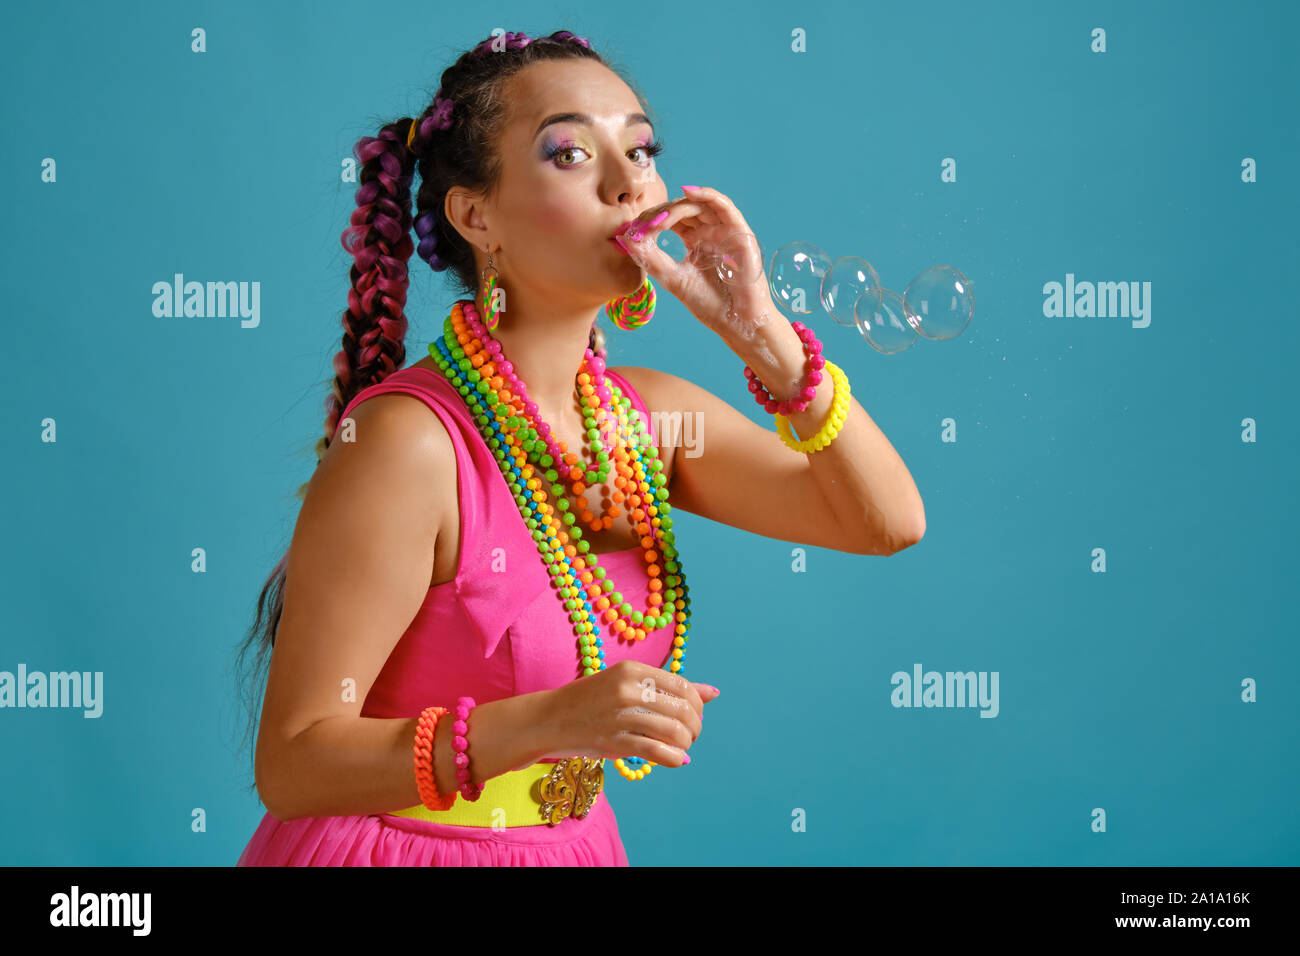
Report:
481,252,502,331
605,276,656,331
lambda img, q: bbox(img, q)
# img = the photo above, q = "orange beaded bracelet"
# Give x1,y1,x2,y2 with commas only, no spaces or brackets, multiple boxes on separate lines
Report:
414,705,456,811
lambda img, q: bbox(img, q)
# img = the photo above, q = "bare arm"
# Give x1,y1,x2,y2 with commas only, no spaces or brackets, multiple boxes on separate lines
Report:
614,364,925,557
254,394,552,821
263,694,553,821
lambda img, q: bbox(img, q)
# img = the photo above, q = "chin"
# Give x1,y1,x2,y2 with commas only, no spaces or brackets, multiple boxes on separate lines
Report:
617,265,646,295
603,245,642,274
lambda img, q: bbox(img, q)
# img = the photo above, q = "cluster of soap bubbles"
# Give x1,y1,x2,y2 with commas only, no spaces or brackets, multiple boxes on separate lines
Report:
655,230,974,354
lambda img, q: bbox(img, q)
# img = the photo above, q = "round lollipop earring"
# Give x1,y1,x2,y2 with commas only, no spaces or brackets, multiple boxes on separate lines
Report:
605,276,656,331
481,252,502,332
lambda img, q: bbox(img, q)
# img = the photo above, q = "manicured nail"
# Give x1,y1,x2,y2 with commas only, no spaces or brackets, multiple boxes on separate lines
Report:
647,209,669,229
682,185,700,191
708,685,721,696
682,753,691,765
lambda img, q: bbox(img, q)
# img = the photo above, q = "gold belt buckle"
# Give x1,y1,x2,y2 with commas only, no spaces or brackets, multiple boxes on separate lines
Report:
535,757,604,826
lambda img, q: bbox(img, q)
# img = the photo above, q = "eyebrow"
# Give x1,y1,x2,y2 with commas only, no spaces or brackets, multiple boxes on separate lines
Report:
533,111,654,140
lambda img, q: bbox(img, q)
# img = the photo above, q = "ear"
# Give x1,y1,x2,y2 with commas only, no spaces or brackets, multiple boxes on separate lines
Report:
444,185,492,249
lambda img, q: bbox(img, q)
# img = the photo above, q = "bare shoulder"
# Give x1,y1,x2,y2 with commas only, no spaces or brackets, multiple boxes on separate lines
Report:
608,364,736,420
315,390,457,532
329,390,455,470
607,365,717,488
607,364,692,413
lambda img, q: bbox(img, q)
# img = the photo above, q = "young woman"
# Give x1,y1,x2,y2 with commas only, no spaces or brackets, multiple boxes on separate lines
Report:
233,29,925,866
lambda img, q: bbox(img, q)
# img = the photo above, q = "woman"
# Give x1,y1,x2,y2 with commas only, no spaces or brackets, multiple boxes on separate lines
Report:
234,29,925,866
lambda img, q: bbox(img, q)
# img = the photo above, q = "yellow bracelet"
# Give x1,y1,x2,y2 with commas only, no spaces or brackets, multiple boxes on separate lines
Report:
773,359,851,453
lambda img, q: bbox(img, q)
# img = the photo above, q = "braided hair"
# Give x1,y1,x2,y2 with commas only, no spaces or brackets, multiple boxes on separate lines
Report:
233,30,645,787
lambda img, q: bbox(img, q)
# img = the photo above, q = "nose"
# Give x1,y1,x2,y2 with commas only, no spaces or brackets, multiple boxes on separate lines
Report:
611,180,643,209
604,158,649,210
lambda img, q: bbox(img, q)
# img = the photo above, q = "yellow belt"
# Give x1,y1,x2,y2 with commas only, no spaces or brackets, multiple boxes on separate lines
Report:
388,757,606,828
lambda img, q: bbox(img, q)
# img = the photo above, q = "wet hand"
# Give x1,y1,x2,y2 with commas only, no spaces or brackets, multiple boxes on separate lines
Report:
613,185,777,347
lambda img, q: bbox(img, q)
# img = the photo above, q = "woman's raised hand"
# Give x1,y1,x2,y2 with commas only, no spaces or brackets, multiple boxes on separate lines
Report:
614,185,777,348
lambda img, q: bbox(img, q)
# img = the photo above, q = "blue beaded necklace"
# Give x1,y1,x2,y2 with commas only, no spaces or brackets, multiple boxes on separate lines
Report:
427,305,692,779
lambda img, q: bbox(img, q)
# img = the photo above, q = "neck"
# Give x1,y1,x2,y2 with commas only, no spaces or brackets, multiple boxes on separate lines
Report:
477,285,600,435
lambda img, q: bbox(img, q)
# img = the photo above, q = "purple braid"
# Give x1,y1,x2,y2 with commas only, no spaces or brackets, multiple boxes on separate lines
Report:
411,96,456,271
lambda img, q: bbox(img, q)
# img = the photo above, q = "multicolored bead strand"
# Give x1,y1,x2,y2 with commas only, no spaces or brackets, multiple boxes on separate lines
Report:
444,302,674,640
463,291,614,490
444,306,665,629
427,300,693,781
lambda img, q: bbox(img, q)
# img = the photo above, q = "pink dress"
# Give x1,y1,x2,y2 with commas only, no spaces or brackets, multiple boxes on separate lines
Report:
237,365,674,866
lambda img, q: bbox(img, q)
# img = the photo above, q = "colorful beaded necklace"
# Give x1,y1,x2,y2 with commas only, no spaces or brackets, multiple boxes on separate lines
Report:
427,299,692,781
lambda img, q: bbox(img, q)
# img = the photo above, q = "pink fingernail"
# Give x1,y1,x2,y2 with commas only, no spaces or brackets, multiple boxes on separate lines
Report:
647,209,669,228
682,753,691,765
682,185,700,191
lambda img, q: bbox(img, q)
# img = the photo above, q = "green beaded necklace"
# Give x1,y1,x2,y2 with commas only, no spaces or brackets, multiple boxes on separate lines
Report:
428,301,693,780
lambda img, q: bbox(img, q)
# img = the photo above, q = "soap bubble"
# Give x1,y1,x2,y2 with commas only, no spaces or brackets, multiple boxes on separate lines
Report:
903,265,974,340
715,231,765,286
855,288,918,355
709,232,973,356
821,256,882,327
768,242,832,317
655,228,689,264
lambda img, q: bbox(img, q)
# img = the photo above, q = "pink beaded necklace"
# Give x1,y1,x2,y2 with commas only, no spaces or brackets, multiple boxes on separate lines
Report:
428,298,692,781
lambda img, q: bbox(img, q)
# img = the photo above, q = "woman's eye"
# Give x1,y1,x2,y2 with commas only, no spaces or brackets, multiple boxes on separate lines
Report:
631,139,666,163
548,139,665,168
554,146,587,167
546,143,589,167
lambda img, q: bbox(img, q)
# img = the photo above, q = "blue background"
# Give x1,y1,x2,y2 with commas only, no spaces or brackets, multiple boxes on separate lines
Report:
2,0,1296,865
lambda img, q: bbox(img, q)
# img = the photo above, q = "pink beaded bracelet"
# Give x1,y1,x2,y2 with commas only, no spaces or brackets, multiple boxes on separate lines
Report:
451,695,484,802
743,321,826,415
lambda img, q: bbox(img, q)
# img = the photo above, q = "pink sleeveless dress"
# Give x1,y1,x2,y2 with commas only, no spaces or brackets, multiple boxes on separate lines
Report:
236,365,675,866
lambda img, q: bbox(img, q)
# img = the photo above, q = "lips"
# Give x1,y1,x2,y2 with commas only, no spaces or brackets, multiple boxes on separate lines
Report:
608,219,639,255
